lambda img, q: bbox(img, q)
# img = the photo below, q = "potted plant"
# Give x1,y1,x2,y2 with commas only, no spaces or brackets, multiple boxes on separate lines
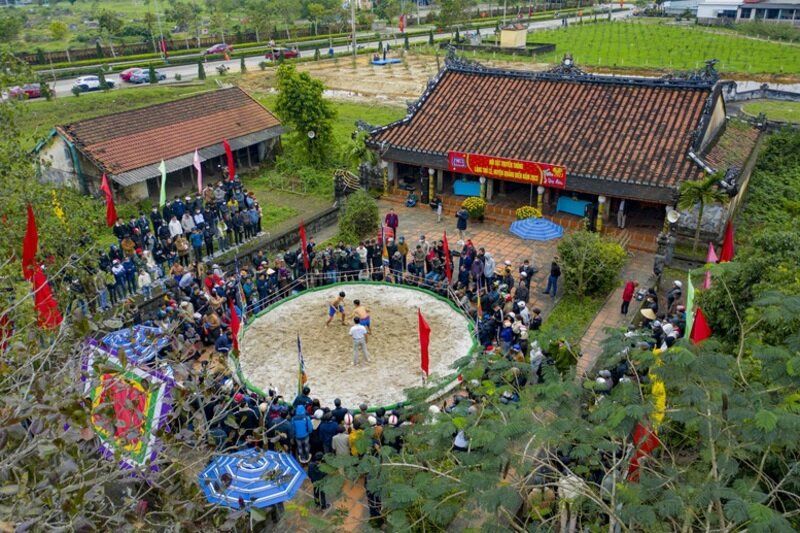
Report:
515,205,542,220
462,196,486,222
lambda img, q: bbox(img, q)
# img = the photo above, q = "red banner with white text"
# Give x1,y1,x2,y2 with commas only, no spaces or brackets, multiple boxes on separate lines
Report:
448,151,567,189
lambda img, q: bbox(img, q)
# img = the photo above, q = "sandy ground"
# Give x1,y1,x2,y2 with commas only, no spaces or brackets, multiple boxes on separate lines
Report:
239,283,474,408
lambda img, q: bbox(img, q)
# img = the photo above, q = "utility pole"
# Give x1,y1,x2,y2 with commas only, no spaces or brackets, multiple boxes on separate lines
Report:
503,0,507,25
351,0,357,57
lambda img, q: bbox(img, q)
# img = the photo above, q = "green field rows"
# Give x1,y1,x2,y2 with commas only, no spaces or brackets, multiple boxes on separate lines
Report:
529,20,800,74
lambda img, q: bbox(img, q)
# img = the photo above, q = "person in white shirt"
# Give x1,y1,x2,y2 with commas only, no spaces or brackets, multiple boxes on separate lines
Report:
168,216,183,238
349,317,370,365
181,212,196,233
137,270,153,299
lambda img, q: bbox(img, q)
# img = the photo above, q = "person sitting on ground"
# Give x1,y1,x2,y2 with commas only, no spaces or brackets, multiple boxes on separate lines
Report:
405,190,418,207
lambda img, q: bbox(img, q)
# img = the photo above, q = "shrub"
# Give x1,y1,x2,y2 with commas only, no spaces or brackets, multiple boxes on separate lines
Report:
240,56,246,72
338,190,379,243
515,205,542,220
462,196,486,219
71,85,81,97
197,61,206,80
557,229,626,297
259,61,268,70
174,73,182,81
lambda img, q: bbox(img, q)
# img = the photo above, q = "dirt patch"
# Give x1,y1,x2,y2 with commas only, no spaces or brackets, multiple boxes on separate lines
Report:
238,283,474,408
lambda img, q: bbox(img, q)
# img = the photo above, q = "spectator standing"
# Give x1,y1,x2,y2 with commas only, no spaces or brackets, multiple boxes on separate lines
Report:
621,280,639,315
307,453,329,509
384,208,399,238
455,207,469,240
543,260,561,299
291,408,313,463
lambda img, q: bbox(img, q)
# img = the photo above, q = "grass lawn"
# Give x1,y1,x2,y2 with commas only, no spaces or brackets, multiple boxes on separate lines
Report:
518,20,800,74
21,81,218,146
535,294,606,345
742,100,800,123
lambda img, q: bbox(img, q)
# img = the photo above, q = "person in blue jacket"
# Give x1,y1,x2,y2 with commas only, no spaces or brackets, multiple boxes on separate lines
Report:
291,408,313,463
122,256,137,295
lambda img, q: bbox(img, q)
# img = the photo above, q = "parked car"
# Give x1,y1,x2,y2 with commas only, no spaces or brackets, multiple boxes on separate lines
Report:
264,47,299,60
72,75,115,92
129,69,167,84
8,83,46,99
120,68,143,82
204,43,232,55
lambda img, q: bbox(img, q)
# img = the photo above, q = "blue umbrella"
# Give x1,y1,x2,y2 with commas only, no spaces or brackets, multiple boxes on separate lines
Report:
510,218,564,241
102,325,171,364
199,449,307,509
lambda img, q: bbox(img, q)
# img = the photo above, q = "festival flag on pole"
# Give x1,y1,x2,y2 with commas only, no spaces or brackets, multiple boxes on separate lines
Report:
442,231,452,283
51,190,65,225
31,265,63,329
298,221,310,271
398,13,406,33
719,221,735,263
160,38,168,58
22,204,38,281
689,307,712,344
228,299,241,352
418,309,431,377
99,173,117,227
223,139,235,181
297,334,308,393
193,149,203,194
626,422,661,482
703,242,718,290
381,227,389,265
476,275,482,321
685,274,696,337
158,160,167,208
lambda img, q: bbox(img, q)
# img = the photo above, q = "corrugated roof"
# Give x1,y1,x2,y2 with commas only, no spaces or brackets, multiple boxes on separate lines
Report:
57,87,281,176
372,63,715,193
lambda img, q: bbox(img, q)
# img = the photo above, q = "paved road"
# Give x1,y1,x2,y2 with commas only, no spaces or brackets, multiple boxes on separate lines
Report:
50,7,633,97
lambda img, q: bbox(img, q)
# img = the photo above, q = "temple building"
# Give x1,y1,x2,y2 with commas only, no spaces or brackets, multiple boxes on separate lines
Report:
368,54,759,248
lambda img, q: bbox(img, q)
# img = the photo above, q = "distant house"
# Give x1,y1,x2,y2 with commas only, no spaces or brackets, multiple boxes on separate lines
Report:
499,24,528,48
36,87,284,201
697,0,800,22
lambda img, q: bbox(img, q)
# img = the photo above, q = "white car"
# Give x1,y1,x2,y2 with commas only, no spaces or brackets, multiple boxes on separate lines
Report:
72,75,115,92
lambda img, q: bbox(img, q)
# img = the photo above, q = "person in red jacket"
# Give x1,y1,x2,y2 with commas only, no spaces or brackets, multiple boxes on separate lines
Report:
621,280,639,315
384,208,399,239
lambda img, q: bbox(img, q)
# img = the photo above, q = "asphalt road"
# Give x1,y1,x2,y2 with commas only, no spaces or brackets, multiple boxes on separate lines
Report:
50,7,633,97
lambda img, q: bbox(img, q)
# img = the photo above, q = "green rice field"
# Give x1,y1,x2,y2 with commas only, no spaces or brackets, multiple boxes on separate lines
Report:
528,20,800,75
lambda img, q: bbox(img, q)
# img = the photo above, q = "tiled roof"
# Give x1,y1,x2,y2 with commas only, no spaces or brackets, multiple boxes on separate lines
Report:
702,119,760,171
372,64,715,195
57,87,280,175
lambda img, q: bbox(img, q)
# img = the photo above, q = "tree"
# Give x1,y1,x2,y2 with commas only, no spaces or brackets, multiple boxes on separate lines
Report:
97,68,110,90
403,32,409,50
338,189,379,242
240,55,246,72
271,0,301,39
307,2,326,35
438,0,476,28
429,29,434,45
314,47,320,60
197,60,206,80
274,63,336,167
0,11,24,43
245,0,274,42
98,9,122,57
556,229,627,297
166,1,199,48
49,21,69,41
148,64,157,84
95,41,104,59
678,172,728,252
143,12,158,53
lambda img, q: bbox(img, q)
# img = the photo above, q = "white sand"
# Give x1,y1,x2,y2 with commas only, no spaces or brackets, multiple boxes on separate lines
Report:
238,283,474,408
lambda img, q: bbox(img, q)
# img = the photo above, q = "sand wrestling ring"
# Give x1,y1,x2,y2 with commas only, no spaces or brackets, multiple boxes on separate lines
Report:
235,282,477,408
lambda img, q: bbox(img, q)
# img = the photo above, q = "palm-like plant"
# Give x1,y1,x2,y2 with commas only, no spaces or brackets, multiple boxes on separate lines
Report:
678,172,728,252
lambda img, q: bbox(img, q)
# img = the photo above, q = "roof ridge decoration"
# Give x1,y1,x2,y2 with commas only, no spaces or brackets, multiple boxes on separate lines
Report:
441,47,720,90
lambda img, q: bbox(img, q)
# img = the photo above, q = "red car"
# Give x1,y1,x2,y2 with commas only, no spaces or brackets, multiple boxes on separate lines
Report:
265,47,299,60
120,68,143,82
204,43,233,55
8,83,46,99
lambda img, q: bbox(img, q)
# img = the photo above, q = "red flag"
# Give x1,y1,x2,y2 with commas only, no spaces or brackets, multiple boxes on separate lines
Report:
442,231,452,283
627,422,660,482
100,174,117,227
689,307,712,344
229,299,241,351
0,312,13,353
418,309,430,376
160,38,168,58
22,204,38,281
31,265,63,329
399,14,406,33
223,139,236,181
299,221,310,271
719,221,735,263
